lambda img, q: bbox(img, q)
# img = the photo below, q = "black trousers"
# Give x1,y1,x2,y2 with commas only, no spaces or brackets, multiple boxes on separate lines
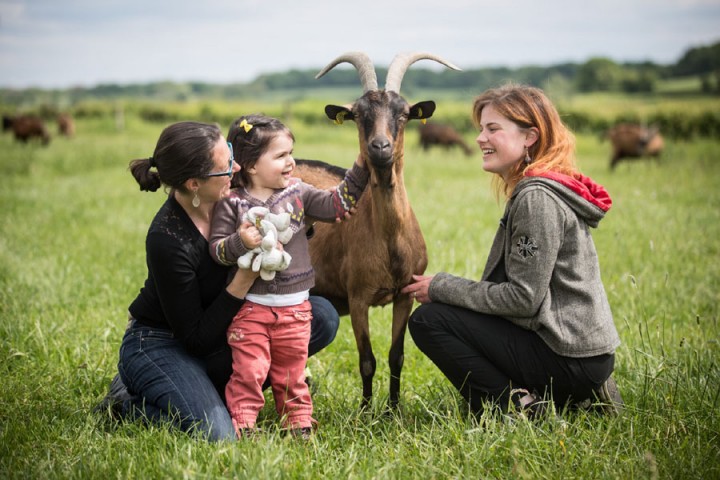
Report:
409,302,614,414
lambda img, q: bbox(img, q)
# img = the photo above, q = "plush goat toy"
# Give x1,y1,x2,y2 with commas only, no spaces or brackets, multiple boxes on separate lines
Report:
237,206,293,281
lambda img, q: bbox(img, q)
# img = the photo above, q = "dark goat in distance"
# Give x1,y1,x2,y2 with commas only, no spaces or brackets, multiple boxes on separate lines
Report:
418,122,473,156
294,51,460,408
606,123,664,170
4,114,51,145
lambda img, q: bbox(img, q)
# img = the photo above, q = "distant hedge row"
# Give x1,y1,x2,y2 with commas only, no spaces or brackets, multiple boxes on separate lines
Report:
30,99,720,141
560,109,720,140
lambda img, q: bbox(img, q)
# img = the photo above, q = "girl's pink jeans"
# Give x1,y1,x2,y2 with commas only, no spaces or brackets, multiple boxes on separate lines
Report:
225,300,314,432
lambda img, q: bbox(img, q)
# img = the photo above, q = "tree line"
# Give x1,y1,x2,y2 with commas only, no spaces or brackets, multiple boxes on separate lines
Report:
1,41,718,107
236,41,720,95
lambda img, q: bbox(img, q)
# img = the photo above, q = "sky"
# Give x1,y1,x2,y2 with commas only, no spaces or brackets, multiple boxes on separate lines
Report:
1,0,719,89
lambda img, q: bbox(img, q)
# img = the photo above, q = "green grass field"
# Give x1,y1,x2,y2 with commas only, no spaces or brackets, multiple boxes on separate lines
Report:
1,108,719,479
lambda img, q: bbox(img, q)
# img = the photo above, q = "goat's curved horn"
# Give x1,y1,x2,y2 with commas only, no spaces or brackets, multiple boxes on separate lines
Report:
315,51,378,93
385,52,461,93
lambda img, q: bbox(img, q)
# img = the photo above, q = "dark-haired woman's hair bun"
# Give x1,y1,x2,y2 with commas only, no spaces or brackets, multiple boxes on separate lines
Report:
129,157,162,192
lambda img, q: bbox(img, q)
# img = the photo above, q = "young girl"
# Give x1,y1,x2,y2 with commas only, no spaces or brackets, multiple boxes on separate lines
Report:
402,84,622,418
209,114,367,437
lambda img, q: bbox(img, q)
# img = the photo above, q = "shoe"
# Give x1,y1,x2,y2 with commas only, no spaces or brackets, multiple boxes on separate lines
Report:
594,376,624,415
238,427,262,439
304,367,317,395
510,388,550,420
93,373,132,420
290,427,313,440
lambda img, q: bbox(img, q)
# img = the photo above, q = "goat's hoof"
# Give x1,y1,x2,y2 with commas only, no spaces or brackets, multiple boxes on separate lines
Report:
382,406,396,418
359,398,372,412
383,400,400,417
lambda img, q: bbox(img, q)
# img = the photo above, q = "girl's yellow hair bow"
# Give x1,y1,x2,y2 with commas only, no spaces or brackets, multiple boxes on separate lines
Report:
239,119,253,133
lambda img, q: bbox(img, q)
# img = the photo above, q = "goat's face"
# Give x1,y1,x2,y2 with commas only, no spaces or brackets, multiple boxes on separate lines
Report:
325,91,435,172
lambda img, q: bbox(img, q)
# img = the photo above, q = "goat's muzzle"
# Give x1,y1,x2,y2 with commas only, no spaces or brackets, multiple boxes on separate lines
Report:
368,136,393,169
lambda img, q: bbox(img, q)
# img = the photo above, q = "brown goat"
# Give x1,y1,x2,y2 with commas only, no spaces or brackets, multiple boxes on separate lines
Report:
418,122,473,156
294,52,460,408
57,113,75,137
607,123,664,170
6,115,51,145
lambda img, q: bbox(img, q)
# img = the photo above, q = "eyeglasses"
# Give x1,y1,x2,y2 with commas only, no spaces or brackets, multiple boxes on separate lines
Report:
205,142,235,177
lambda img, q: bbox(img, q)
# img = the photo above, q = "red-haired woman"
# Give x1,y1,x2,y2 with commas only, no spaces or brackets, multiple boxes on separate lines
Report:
402,84,622,418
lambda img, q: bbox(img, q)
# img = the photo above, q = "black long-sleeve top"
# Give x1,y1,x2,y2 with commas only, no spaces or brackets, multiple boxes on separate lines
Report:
128,195,244,358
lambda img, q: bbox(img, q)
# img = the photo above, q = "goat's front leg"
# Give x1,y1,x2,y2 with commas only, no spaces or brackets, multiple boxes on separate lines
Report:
349,303,375,409
388,295,413,409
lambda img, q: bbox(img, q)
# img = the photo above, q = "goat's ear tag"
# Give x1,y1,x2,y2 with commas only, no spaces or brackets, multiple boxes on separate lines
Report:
417,107,427,124
335,111,346,125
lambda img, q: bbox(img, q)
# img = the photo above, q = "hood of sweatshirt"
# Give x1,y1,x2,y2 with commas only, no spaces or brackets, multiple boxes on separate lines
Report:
517,170,612,228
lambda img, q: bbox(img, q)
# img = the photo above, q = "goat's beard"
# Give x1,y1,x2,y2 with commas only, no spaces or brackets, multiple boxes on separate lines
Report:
370,164,396,189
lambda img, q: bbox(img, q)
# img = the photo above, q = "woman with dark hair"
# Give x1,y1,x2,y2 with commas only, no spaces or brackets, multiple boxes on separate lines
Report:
402,84,623,418
97,121,342,441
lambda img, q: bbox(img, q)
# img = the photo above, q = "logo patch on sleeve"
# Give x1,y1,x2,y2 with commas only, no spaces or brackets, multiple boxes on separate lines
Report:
516,236,539,258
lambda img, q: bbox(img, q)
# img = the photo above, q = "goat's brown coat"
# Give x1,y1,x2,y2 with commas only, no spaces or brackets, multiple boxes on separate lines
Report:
295,145,428,407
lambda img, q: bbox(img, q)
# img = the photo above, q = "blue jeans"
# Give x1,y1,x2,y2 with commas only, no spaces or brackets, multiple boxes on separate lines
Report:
307,295,340,356
115,296,339,442
118,323,235,441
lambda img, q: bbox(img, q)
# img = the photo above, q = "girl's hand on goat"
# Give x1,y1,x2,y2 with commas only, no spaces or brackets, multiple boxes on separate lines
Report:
336,206,358,223
401,274,434,304
238,220,262,249
333,154,364,223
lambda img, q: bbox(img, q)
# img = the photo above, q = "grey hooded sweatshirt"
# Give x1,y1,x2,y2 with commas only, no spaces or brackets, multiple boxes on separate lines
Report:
429,171,621,358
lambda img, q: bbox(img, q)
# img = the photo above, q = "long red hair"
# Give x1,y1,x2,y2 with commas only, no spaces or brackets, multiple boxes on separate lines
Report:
472,84,577,198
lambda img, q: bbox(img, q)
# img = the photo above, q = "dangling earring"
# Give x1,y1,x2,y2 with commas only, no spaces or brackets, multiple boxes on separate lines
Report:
524,146,532,165
192,190,201,208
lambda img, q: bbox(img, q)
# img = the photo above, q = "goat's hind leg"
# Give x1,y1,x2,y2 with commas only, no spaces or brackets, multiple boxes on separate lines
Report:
388,296,413,409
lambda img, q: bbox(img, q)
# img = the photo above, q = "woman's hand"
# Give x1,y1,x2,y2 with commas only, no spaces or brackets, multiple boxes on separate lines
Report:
401,274,434,304
226,266,259,299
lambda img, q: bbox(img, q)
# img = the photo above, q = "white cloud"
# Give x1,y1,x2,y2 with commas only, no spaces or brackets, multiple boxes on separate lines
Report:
0,0,718,88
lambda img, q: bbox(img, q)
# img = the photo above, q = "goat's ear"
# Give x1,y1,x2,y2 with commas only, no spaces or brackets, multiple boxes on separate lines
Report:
324,105,355,125
409,101,436,120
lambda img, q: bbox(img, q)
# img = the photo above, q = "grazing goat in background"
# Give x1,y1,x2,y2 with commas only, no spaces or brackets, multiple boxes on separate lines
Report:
57,113,75,137
4,115,51,145
606,123,664,170
294,52,460,408
418,122,473,156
